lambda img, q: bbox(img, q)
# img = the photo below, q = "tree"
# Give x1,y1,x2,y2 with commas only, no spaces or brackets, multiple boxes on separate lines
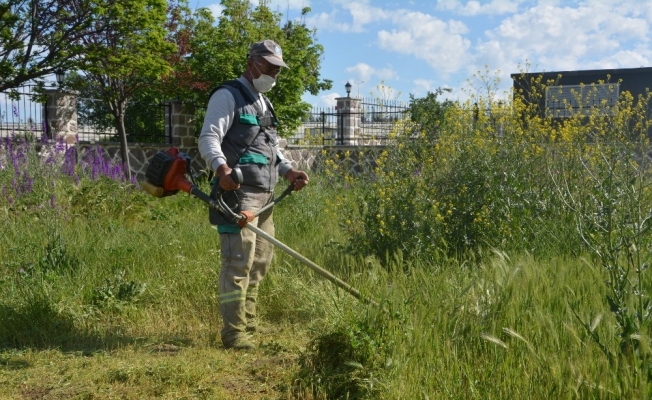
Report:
270,7,333,136
409,88,453,138
69,0,175,180
0,0,104,91
136,0,332,137
209,2,332,136
84,0,331,150
130,0,211,105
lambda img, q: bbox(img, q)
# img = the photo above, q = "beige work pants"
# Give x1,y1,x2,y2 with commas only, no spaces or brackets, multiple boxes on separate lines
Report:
218,187,274,346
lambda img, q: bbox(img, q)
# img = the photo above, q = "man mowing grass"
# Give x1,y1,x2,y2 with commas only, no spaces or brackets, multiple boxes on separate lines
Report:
198,39,309,350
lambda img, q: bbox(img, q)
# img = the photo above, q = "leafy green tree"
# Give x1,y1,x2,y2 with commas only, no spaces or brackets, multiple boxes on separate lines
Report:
0,0,104,91
137,0,331,137
68,0,175,180
409,88,454,139
271,8,333,136
130,0,211,105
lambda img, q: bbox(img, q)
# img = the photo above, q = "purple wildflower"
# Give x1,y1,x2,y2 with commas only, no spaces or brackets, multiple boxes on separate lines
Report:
49,194,55,208
62,147,76,176
23,171,33,194
91,155,99,180
54,139,65,155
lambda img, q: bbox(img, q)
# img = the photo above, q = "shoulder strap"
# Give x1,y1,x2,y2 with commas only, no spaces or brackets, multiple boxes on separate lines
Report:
209,79,258,105
261,94,279,126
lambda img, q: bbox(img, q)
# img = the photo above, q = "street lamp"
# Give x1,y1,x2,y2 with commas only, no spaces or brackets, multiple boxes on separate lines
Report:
353,81,364,98
345,81,352,97
55,69,65,87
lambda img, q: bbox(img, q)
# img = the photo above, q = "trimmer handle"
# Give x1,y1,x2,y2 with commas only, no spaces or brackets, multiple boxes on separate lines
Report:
216,167,243,196
230,167,243,185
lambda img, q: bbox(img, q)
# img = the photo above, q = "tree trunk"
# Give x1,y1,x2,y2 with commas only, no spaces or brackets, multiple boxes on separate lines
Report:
111,102,132,181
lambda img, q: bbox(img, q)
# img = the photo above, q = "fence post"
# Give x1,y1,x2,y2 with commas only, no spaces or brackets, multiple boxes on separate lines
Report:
165,100,196,147
336,96,361,145
43,89,78,143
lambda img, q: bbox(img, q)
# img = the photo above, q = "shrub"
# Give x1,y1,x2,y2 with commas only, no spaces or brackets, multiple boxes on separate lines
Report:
295,319,390,399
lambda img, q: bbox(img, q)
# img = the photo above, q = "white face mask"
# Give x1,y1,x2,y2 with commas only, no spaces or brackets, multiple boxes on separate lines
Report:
252,63,277,93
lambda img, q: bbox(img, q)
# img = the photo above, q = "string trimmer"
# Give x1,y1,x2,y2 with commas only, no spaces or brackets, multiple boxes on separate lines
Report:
141,147,374,305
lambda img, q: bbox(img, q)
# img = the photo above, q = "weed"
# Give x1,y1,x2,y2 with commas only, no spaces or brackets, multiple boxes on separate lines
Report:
38,230,81,275
296,320,389,399
91,270,146,309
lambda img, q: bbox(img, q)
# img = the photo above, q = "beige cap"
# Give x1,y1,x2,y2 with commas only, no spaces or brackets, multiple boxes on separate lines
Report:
249,40,288,68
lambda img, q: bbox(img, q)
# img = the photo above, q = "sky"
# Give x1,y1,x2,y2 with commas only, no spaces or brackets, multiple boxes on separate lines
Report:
193,0,652,108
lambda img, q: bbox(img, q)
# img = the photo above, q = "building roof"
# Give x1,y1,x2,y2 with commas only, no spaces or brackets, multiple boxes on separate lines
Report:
510,66,652,80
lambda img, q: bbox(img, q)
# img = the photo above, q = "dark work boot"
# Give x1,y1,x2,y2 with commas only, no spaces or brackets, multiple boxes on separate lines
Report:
221,297,252,350
223,335,256,351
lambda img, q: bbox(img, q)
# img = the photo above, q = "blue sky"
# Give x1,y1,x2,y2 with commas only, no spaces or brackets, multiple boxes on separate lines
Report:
192,0,652,107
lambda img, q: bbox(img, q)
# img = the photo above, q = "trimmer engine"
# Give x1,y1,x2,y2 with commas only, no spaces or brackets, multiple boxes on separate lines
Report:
142,147,193,197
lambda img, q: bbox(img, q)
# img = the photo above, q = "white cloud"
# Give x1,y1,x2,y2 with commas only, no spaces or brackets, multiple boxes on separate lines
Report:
343,3,389,31
377,11,472,76
345,63,398,83
314,92,340,108
413,79,434,91
303,0,652,104
584,50,651,70
204,4,224,18
479,2,651,74
436,0,523,16
304,11,352,32
304,1,389,33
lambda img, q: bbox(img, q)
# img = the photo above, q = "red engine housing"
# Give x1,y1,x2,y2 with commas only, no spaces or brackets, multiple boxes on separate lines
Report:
144,147,193,195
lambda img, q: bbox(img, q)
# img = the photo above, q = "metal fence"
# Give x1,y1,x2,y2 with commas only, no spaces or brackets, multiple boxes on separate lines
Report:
0,87,409,146
77,98,170,143
289,97,410,145
0,85,46,139
0,85,170,143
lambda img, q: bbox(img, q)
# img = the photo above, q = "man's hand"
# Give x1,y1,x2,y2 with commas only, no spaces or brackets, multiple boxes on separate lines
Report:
216,164,240,191
285,169,309,191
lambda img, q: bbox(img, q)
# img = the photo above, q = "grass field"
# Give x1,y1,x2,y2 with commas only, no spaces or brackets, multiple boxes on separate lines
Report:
0,170,648,399
2,85,652,399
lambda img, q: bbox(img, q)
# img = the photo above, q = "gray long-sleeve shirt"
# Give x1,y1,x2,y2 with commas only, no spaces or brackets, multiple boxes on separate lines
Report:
197,76,292,178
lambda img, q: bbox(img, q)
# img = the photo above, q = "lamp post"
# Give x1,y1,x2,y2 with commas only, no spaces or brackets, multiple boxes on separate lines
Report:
55,69,65,87
353,81,363,98
345,81,352,98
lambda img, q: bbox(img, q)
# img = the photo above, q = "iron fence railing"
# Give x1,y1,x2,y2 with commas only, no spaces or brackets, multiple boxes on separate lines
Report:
0,85,46,139
288,97,410,145
77,98,170,143
0,85,171,143
0,88,414,146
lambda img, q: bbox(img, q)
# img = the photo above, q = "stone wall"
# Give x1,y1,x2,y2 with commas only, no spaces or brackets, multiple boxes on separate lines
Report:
78,141,386,180
40,91,385,179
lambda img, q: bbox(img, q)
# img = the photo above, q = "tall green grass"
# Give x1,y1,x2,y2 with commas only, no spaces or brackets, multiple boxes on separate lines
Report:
297,78,652,398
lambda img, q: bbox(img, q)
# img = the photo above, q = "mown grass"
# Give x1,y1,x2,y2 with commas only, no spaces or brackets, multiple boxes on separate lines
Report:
0,173,332,399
